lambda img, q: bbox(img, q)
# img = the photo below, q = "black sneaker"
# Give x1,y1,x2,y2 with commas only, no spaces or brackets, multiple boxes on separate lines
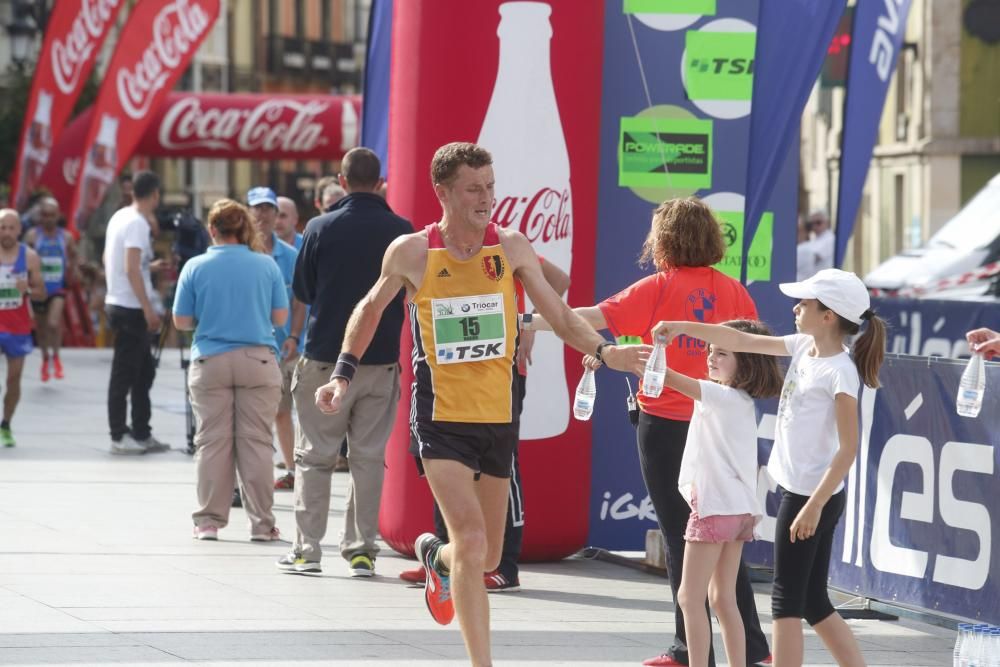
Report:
349,554,375,577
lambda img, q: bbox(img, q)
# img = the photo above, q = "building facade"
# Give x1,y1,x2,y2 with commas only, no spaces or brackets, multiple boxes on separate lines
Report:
801,0,1000,277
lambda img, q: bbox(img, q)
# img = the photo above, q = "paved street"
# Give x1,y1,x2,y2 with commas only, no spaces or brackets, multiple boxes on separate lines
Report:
0,349,956,666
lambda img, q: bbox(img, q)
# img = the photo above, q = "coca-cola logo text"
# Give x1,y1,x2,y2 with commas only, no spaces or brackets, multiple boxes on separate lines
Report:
158,97,330,153
116,0,212,120
50,0,122,95
491,188,572,244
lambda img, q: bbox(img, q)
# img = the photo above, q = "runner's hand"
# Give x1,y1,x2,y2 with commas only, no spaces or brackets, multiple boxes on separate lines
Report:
582,354,602,371
601,344,651,376
316,378,348,415
15,277,28,296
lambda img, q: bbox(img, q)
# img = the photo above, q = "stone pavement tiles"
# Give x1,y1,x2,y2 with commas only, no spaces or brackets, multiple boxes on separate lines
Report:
0,350,955,665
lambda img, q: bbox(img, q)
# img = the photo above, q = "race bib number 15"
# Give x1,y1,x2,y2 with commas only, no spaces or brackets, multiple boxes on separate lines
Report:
432,294,506,364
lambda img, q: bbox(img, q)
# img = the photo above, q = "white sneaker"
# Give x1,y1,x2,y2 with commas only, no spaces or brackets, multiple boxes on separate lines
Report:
111,435,147,455
137,435,170,453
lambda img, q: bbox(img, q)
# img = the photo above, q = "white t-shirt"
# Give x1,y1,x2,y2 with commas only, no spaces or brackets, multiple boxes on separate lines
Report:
768,334,860,496
104,206,154,309
678,380,762,522
796,239,816,281
812,230,834,271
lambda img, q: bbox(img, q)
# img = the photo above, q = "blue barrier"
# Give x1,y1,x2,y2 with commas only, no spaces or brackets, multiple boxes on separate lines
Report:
745,354,999,623
873,297,1000,360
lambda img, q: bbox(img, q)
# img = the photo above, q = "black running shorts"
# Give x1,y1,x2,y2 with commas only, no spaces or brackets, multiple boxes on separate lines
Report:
409,420,518,479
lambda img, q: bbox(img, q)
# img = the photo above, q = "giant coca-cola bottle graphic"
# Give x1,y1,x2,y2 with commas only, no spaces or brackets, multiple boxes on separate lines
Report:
478,1,572,440
76,113,119,230
15,91,54,211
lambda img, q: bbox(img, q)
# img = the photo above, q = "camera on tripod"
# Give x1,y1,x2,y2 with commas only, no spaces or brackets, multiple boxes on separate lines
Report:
171,209,210,272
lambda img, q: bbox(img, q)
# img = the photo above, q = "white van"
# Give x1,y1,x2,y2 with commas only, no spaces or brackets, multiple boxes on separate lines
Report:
864,173,1000,298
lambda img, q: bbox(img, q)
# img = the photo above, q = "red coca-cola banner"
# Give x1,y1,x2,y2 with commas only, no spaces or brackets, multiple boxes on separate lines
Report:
9,0,127,211
39,93,361,213
135,93,361,160
68,0,220,233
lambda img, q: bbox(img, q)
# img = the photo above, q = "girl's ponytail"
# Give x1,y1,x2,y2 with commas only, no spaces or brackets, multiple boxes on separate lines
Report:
852,311,887,388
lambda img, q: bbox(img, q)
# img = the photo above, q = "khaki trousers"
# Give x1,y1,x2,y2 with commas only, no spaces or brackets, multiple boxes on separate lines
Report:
292,357,399,562
190,346,282,536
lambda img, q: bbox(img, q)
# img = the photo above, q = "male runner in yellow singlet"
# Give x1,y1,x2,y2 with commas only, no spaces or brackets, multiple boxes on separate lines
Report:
314,142,648,667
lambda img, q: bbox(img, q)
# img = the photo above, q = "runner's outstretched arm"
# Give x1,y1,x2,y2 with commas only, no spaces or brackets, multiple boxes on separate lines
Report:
504,231,647,375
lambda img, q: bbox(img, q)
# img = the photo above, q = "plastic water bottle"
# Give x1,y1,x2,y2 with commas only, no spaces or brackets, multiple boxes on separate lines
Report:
643,335,667,398
989,628,1000,667
573,368,596,421
963,625,981,666
968,624,990,666
956,623,972,666
957,353,985,418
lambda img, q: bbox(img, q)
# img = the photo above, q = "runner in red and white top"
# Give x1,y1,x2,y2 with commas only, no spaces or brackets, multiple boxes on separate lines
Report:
0,209,46,448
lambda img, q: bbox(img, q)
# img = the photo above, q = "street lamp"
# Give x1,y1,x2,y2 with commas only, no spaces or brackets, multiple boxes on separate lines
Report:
6,1,39,68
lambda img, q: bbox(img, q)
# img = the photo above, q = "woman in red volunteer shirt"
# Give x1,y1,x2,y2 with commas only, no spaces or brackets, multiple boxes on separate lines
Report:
528,198,770,667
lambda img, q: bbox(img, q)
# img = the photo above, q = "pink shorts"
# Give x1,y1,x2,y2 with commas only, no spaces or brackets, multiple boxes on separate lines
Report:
684,493,755,544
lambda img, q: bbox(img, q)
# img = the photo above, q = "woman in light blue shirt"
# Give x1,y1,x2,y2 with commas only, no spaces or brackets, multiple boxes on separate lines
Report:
174,199,288,542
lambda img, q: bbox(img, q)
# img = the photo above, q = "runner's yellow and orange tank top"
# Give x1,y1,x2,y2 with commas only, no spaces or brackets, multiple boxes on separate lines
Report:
409,223,519,424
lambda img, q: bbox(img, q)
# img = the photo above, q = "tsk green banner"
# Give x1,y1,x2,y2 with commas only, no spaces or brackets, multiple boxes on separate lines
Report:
714,211,773,282
619,116,713,189
624,0,716,14
685,31,755,101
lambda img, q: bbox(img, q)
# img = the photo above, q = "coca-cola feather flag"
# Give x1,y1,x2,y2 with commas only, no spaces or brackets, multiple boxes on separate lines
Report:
9,0,127,211
37,107,95,213
68,0,220,233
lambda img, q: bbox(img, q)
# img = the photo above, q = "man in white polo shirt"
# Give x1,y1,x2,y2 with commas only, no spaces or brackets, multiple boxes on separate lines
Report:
103,170,169,455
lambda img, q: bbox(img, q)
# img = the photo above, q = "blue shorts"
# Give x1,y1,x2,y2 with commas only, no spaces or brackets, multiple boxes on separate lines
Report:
0,333,33,358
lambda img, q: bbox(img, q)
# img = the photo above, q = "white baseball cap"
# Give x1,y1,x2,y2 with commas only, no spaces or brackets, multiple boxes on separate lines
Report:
779,269,871,325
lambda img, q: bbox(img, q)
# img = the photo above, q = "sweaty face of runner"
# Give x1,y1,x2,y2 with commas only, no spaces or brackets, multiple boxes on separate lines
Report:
444,165,495,230
0,213,21,250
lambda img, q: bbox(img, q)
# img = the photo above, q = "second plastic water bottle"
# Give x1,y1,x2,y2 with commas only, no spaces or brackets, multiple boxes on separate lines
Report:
957,353,985,418
643,335,668,398
573,368,597,421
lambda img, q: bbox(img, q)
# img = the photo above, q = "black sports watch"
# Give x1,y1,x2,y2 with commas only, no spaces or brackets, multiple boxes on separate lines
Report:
594,341,613,365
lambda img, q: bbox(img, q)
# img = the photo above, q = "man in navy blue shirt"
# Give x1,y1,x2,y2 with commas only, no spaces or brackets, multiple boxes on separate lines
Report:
277,148,412,577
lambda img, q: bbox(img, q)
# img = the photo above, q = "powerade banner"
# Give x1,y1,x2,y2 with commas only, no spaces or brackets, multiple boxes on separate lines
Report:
835,0,913,267
9,0,127,211
590,0,799,549
831,355,999,623
744,0,845,282
66,0,221,234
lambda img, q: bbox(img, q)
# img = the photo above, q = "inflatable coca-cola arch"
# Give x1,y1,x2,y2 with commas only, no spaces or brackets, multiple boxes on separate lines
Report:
378,0,604,561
